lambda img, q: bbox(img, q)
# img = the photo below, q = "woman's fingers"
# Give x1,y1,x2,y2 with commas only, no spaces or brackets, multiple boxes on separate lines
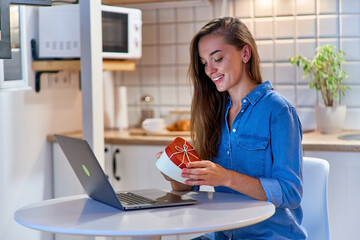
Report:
155,151,163,159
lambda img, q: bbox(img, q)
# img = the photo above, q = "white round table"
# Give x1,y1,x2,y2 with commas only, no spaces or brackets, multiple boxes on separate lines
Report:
14,191,275,240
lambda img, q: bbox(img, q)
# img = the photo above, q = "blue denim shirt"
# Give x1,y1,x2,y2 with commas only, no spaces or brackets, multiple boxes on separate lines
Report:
203,81,307,239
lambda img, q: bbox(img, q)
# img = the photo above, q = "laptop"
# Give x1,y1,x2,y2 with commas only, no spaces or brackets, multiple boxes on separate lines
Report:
54,134,197,210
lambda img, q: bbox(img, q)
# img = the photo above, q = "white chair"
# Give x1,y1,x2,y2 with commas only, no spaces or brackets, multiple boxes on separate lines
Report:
302,157,330,240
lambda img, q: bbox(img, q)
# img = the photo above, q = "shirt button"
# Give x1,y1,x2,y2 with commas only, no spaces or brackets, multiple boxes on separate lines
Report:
232,128,236,133
227,151,230,155
241,109,244,113
242,99,247,103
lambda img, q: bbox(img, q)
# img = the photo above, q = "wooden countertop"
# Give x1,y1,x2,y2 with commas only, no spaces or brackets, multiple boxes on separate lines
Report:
47,129,360,152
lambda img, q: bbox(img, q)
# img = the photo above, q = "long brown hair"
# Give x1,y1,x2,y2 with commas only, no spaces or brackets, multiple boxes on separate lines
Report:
188,17,263,159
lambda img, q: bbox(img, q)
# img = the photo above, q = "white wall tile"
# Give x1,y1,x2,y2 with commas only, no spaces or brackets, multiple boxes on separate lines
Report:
159,23,176,44
275,85,296,106
296,65,310,85
234,0,253,18
128,106,141,127
177,85,193,106
341,15,360,37
297,39,317,59
260,63,274,82
318,15,339,37
177,22,195,43
296,0,316,15
274,0,294,16
142,9,157,24
318,0,338,14
242,19,255,35
122,70,140,86
160,86,177,105
176,7,193,22
127,86,141,105
275,62,296,84
177,43,190,64
275,17,295,39
296,108,316,131
178,65,190,85
343,62,360,84
341,0,360,14
160,66,177,85
342,86,360,107
195,5,213,21
341,38,360,61
213,0,224,17
195,21,208,33
343,108,360,129
255,0,273,17
141,66,158,85
159,45,177,64
159,8,175,23
318,38,338,48
142,24,157,44
257,40,274,62
296,16,316,38
140,46,159,65
296,85,317,107
254,18,273,39
275,39,295,61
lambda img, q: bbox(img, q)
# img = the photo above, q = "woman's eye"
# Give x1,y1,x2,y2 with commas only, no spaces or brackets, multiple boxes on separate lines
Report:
214,57,223,63
202,62,208,67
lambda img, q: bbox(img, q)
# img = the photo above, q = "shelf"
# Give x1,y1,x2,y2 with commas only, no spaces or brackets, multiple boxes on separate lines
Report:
32,60,136,72
32,59,136,93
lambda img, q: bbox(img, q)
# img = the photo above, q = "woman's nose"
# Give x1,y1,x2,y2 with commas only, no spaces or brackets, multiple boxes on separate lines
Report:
205,62,216,76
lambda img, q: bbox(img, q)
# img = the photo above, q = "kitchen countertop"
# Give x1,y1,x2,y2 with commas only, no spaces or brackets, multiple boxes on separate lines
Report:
47,129,360,152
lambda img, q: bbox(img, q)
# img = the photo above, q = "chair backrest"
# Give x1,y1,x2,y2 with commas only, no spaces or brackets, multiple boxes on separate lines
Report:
302,157,330,240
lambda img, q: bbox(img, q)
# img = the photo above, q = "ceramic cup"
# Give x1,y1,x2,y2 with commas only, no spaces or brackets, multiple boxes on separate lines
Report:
156,137,201,185
142,118,165,133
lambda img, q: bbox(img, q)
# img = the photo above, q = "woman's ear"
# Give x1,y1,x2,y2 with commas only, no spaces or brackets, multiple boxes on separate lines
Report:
242,45,251,64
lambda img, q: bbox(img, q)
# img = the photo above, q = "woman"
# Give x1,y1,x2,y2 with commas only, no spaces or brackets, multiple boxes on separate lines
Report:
158,17,306,239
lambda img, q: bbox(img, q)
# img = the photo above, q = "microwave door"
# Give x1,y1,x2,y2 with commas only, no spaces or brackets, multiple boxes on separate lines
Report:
102,12,128,54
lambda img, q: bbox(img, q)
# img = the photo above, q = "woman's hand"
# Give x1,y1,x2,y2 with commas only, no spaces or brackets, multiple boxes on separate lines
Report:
182,160,231,187
155,151,192,191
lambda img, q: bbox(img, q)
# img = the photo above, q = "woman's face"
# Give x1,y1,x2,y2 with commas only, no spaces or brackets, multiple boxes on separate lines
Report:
198,34,249,93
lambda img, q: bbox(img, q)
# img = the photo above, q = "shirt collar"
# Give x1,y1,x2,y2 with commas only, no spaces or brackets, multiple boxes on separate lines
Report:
226,80,274,107
246,80,274,105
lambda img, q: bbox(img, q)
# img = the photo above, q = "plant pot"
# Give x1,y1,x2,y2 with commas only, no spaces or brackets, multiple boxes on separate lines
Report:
315,105,347,134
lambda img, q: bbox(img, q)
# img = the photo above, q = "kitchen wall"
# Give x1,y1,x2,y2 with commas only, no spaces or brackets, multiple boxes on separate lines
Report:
117,0,360,130
0,7,82,240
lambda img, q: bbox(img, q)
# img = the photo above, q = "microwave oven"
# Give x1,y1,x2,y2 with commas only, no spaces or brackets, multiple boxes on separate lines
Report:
38,4,142,59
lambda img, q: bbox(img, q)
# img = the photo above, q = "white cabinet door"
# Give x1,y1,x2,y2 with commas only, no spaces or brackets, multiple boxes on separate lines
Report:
106,144,172,192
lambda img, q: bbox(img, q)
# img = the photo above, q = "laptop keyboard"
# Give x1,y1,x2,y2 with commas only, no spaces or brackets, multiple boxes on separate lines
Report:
116,192,156,205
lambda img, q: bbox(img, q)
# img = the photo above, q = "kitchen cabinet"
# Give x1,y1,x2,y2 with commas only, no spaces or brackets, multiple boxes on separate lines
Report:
304,150,360,240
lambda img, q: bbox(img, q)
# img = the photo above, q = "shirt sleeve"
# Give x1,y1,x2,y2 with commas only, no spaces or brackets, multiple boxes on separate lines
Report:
260,106,303,209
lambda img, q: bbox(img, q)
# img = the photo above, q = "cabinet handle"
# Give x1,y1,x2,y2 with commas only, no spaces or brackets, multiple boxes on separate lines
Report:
113,148,121,181
104,147,109,179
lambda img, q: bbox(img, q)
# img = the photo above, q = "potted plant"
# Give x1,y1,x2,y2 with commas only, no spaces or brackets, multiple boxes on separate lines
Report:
289,44,350,134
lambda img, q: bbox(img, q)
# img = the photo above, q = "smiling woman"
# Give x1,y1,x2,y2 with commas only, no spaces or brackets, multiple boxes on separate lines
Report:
157,17,307,240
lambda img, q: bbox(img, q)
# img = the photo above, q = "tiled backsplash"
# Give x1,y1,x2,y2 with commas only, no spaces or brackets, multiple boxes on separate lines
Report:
114,0,360,130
